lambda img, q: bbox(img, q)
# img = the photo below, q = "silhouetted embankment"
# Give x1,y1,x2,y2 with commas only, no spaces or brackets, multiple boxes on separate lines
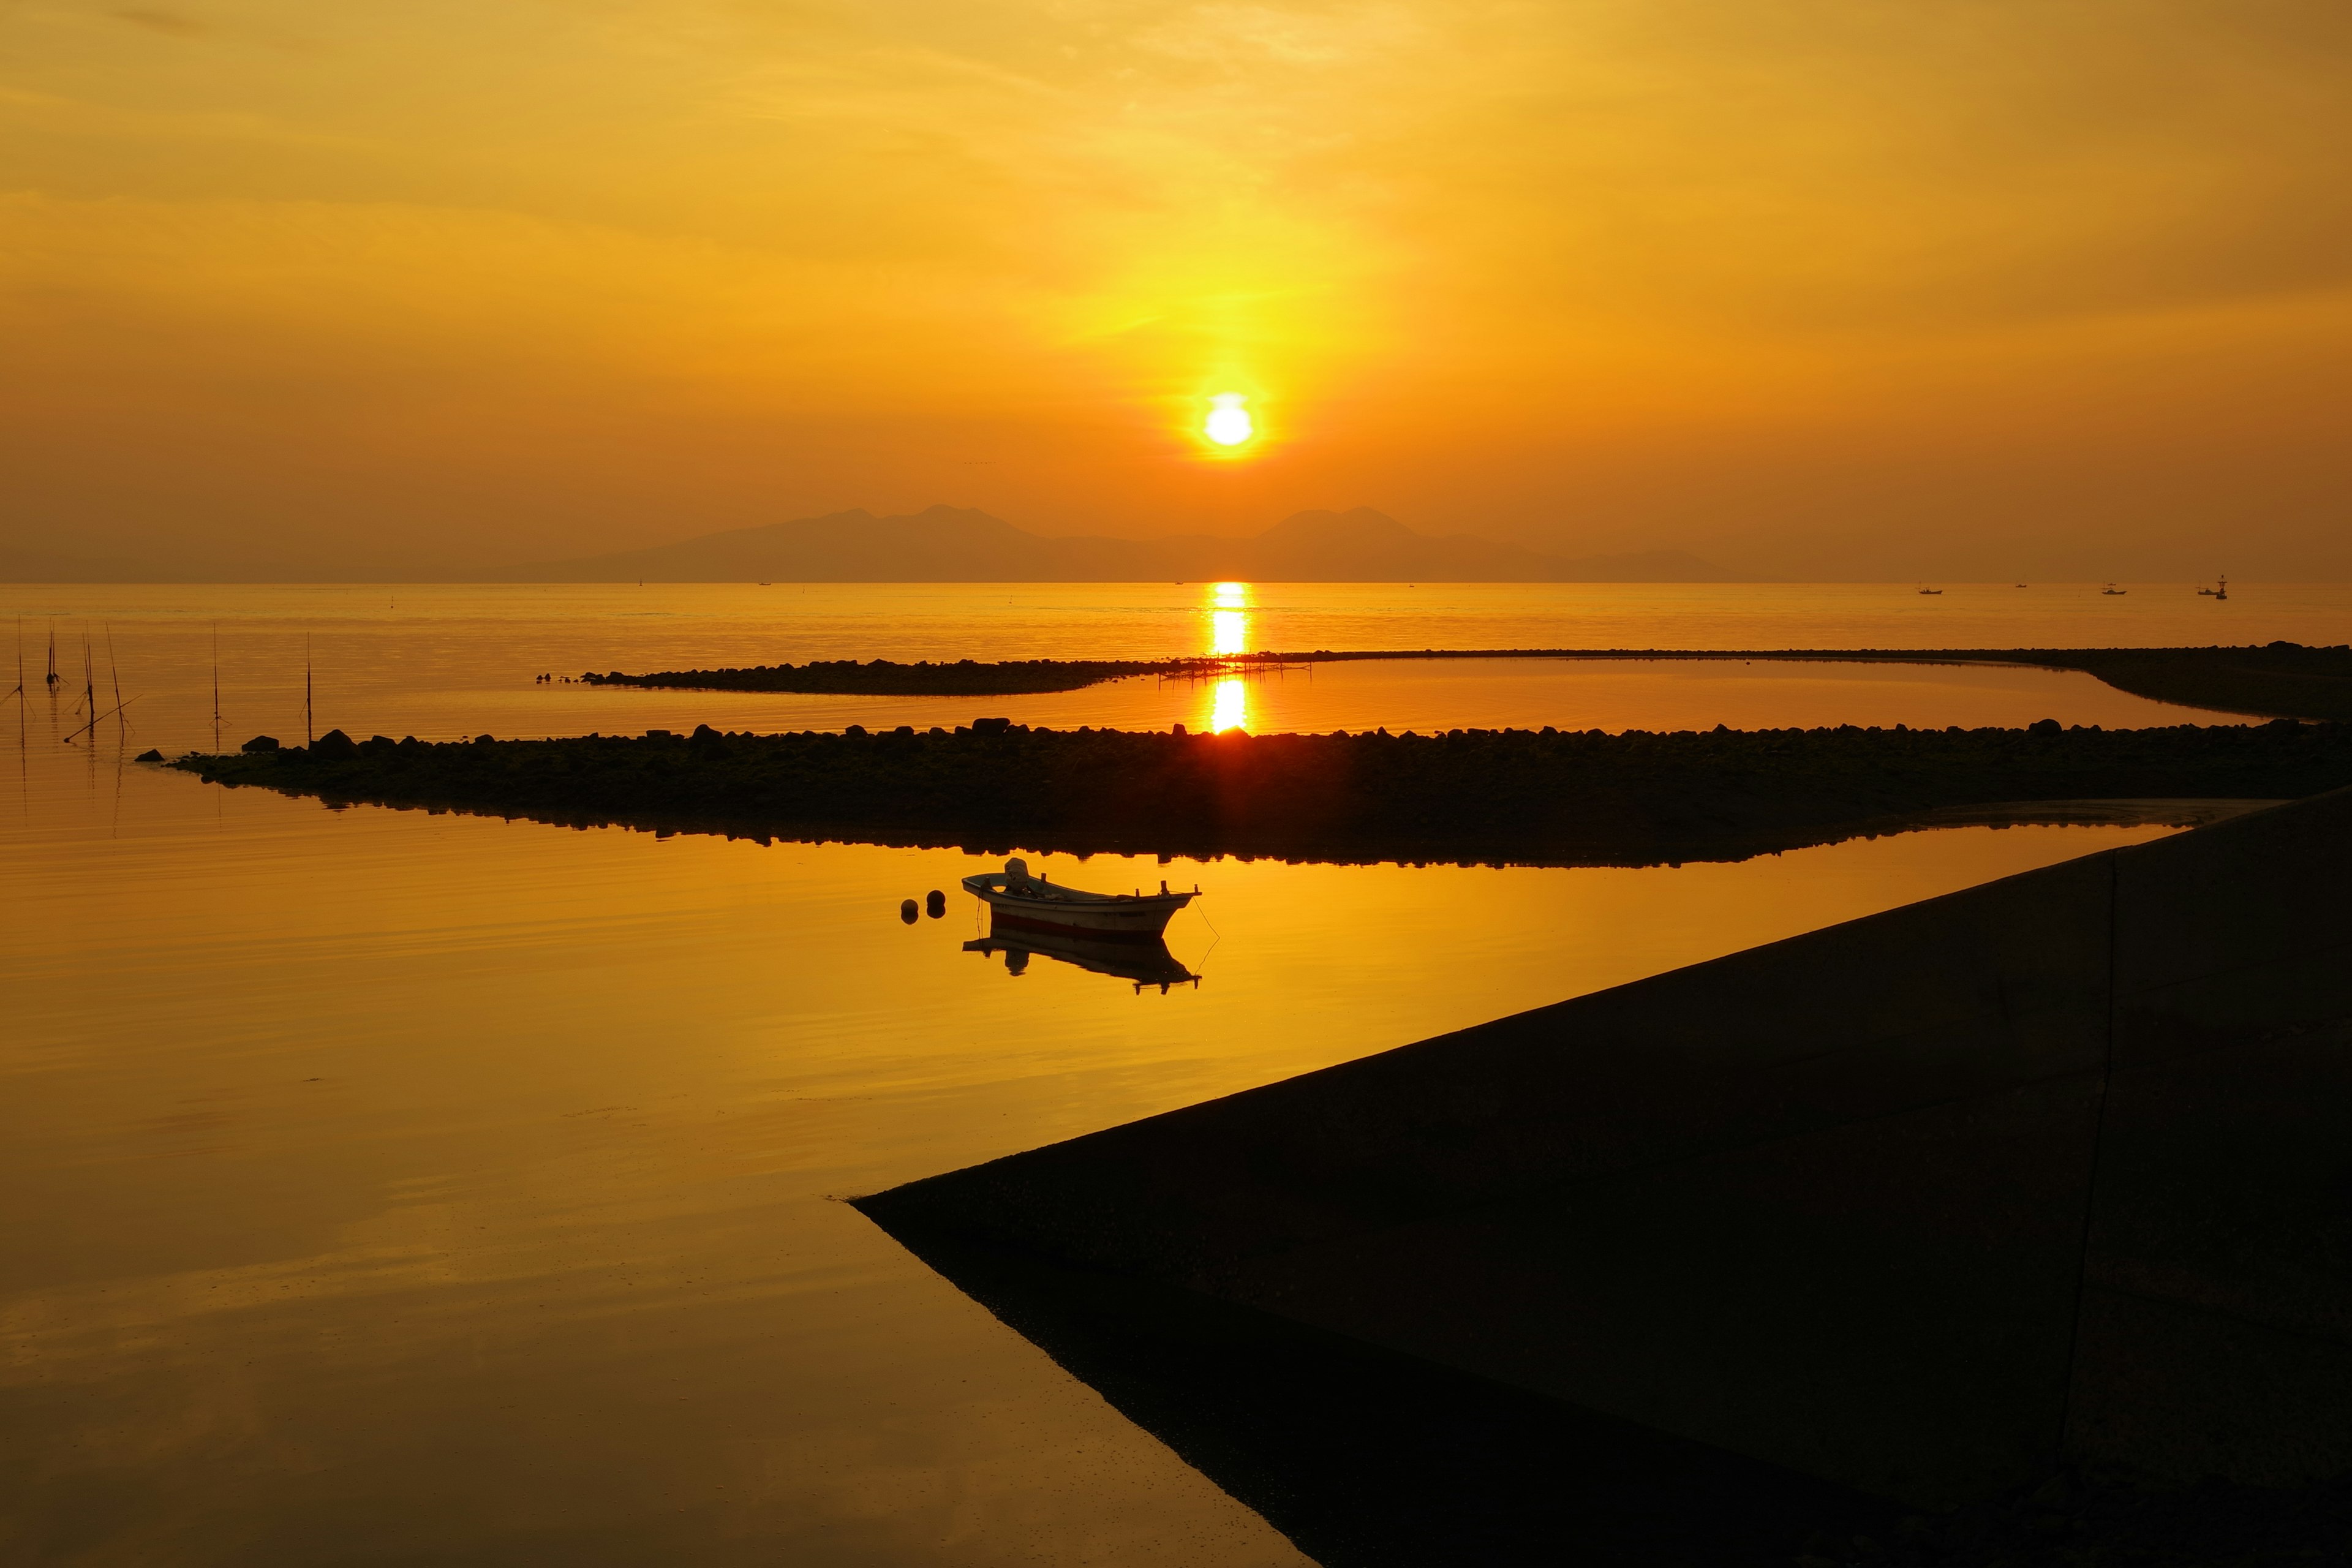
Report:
581,657,1194,696
579,643,2352,720
2002,643,2352,721
172,718,2352,867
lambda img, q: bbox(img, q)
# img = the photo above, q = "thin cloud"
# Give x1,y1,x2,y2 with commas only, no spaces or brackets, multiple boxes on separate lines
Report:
111,8,206,37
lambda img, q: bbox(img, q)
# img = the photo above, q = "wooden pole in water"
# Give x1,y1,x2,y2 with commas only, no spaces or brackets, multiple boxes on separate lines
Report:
64,630,96,744
46,622,58,689
105,625,125,742
305,635,313,746
8,621,24,752
213,624,222,753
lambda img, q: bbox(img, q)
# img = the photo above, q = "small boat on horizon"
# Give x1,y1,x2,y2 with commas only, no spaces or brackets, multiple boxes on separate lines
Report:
2103,582,2128,595
962,858,1197,942
2198,575,2229,600
1917,586,1943,595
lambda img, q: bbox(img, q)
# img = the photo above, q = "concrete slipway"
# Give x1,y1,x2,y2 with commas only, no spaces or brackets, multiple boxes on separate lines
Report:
855,785,2352,1553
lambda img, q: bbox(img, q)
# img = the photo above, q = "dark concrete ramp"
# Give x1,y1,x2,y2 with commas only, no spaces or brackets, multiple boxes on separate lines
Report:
876,1223,1893,1567
855,785,2352,1509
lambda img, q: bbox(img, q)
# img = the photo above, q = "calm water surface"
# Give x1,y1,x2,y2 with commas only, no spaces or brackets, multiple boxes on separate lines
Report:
7,579,2348,744
4,582,2330,1565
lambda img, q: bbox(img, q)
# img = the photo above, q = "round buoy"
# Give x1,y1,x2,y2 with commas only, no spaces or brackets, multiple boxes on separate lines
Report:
925,889,946,918
899,899,918,924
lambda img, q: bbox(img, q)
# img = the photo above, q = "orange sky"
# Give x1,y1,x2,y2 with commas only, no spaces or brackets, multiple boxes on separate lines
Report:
4,1,2350,579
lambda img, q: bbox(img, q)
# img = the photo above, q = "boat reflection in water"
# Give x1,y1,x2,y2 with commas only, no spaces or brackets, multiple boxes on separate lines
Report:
963,929,1200,993
960,858,1204,992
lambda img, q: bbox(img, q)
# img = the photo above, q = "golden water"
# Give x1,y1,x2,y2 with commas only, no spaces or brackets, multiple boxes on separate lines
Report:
4,581,2337,1564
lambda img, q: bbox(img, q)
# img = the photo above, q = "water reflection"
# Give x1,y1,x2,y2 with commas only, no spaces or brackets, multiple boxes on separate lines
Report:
0,582,2263,1563
1,726,2195,1562
965,931,1202,993
1209,677,1250,733
1209,581,1250,656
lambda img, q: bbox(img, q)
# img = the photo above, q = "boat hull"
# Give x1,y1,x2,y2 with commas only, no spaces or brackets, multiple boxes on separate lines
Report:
978,893,1191,941
962,867,1194,941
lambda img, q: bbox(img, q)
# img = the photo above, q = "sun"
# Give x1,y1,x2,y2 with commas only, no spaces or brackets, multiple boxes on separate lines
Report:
1203,393,1253,448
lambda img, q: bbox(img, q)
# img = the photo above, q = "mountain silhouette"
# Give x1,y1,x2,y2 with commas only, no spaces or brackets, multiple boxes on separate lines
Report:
511,505,1736,582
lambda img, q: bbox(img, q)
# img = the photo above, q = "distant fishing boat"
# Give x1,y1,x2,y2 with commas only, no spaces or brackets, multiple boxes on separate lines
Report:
1917,586,1943,595
2103,582,2127,595
2198,575,2228,600
962,858,1196,941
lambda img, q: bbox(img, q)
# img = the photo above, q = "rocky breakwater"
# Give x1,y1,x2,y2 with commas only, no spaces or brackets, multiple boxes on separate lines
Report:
172,717,2352,867
570,644,2352,721
576,657,1205,695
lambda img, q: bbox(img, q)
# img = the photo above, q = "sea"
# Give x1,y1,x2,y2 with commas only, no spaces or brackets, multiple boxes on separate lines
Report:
4,580,2345,1565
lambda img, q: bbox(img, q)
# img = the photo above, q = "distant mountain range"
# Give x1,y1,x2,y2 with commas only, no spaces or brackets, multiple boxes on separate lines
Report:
508,506,1738,584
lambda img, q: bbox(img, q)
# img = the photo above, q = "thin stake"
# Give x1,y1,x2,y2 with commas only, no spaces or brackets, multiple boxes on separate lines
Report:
213,624,222,753
306,635,314,745
66,695,139,745
106,625,126,741
10,620,24,756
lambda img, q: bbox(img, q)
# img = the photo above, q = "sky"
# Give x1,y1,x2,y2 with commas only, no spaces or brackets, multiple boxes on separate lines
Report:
3,0,2350,579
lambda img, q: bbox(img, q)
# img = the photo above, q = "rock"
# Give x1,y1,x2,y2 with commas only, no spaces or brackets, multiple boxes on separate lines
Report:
135,748,163,763
2029,718,2062,735
472,733,496,745
314,729,356,757
241,735,280,753
690,724,721,742
644,729,671,740
972,717,1012,734
363,735,396,752
845,724,869,737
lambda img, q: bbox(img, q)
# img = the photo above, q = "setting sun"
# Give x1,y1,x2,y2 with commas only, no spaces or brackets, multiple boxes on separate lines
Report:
1203,394,1254,448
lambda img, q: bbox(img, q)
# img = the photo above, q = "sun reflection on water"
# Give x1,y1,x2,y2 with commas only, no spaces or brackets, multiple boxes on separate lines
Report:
1207,581,1250,657
1208,678,1249,733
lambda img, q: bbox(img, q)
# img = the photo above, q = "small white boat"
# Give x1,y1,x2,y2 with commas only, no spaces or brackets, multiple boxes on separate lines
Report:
962,858,1196,942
